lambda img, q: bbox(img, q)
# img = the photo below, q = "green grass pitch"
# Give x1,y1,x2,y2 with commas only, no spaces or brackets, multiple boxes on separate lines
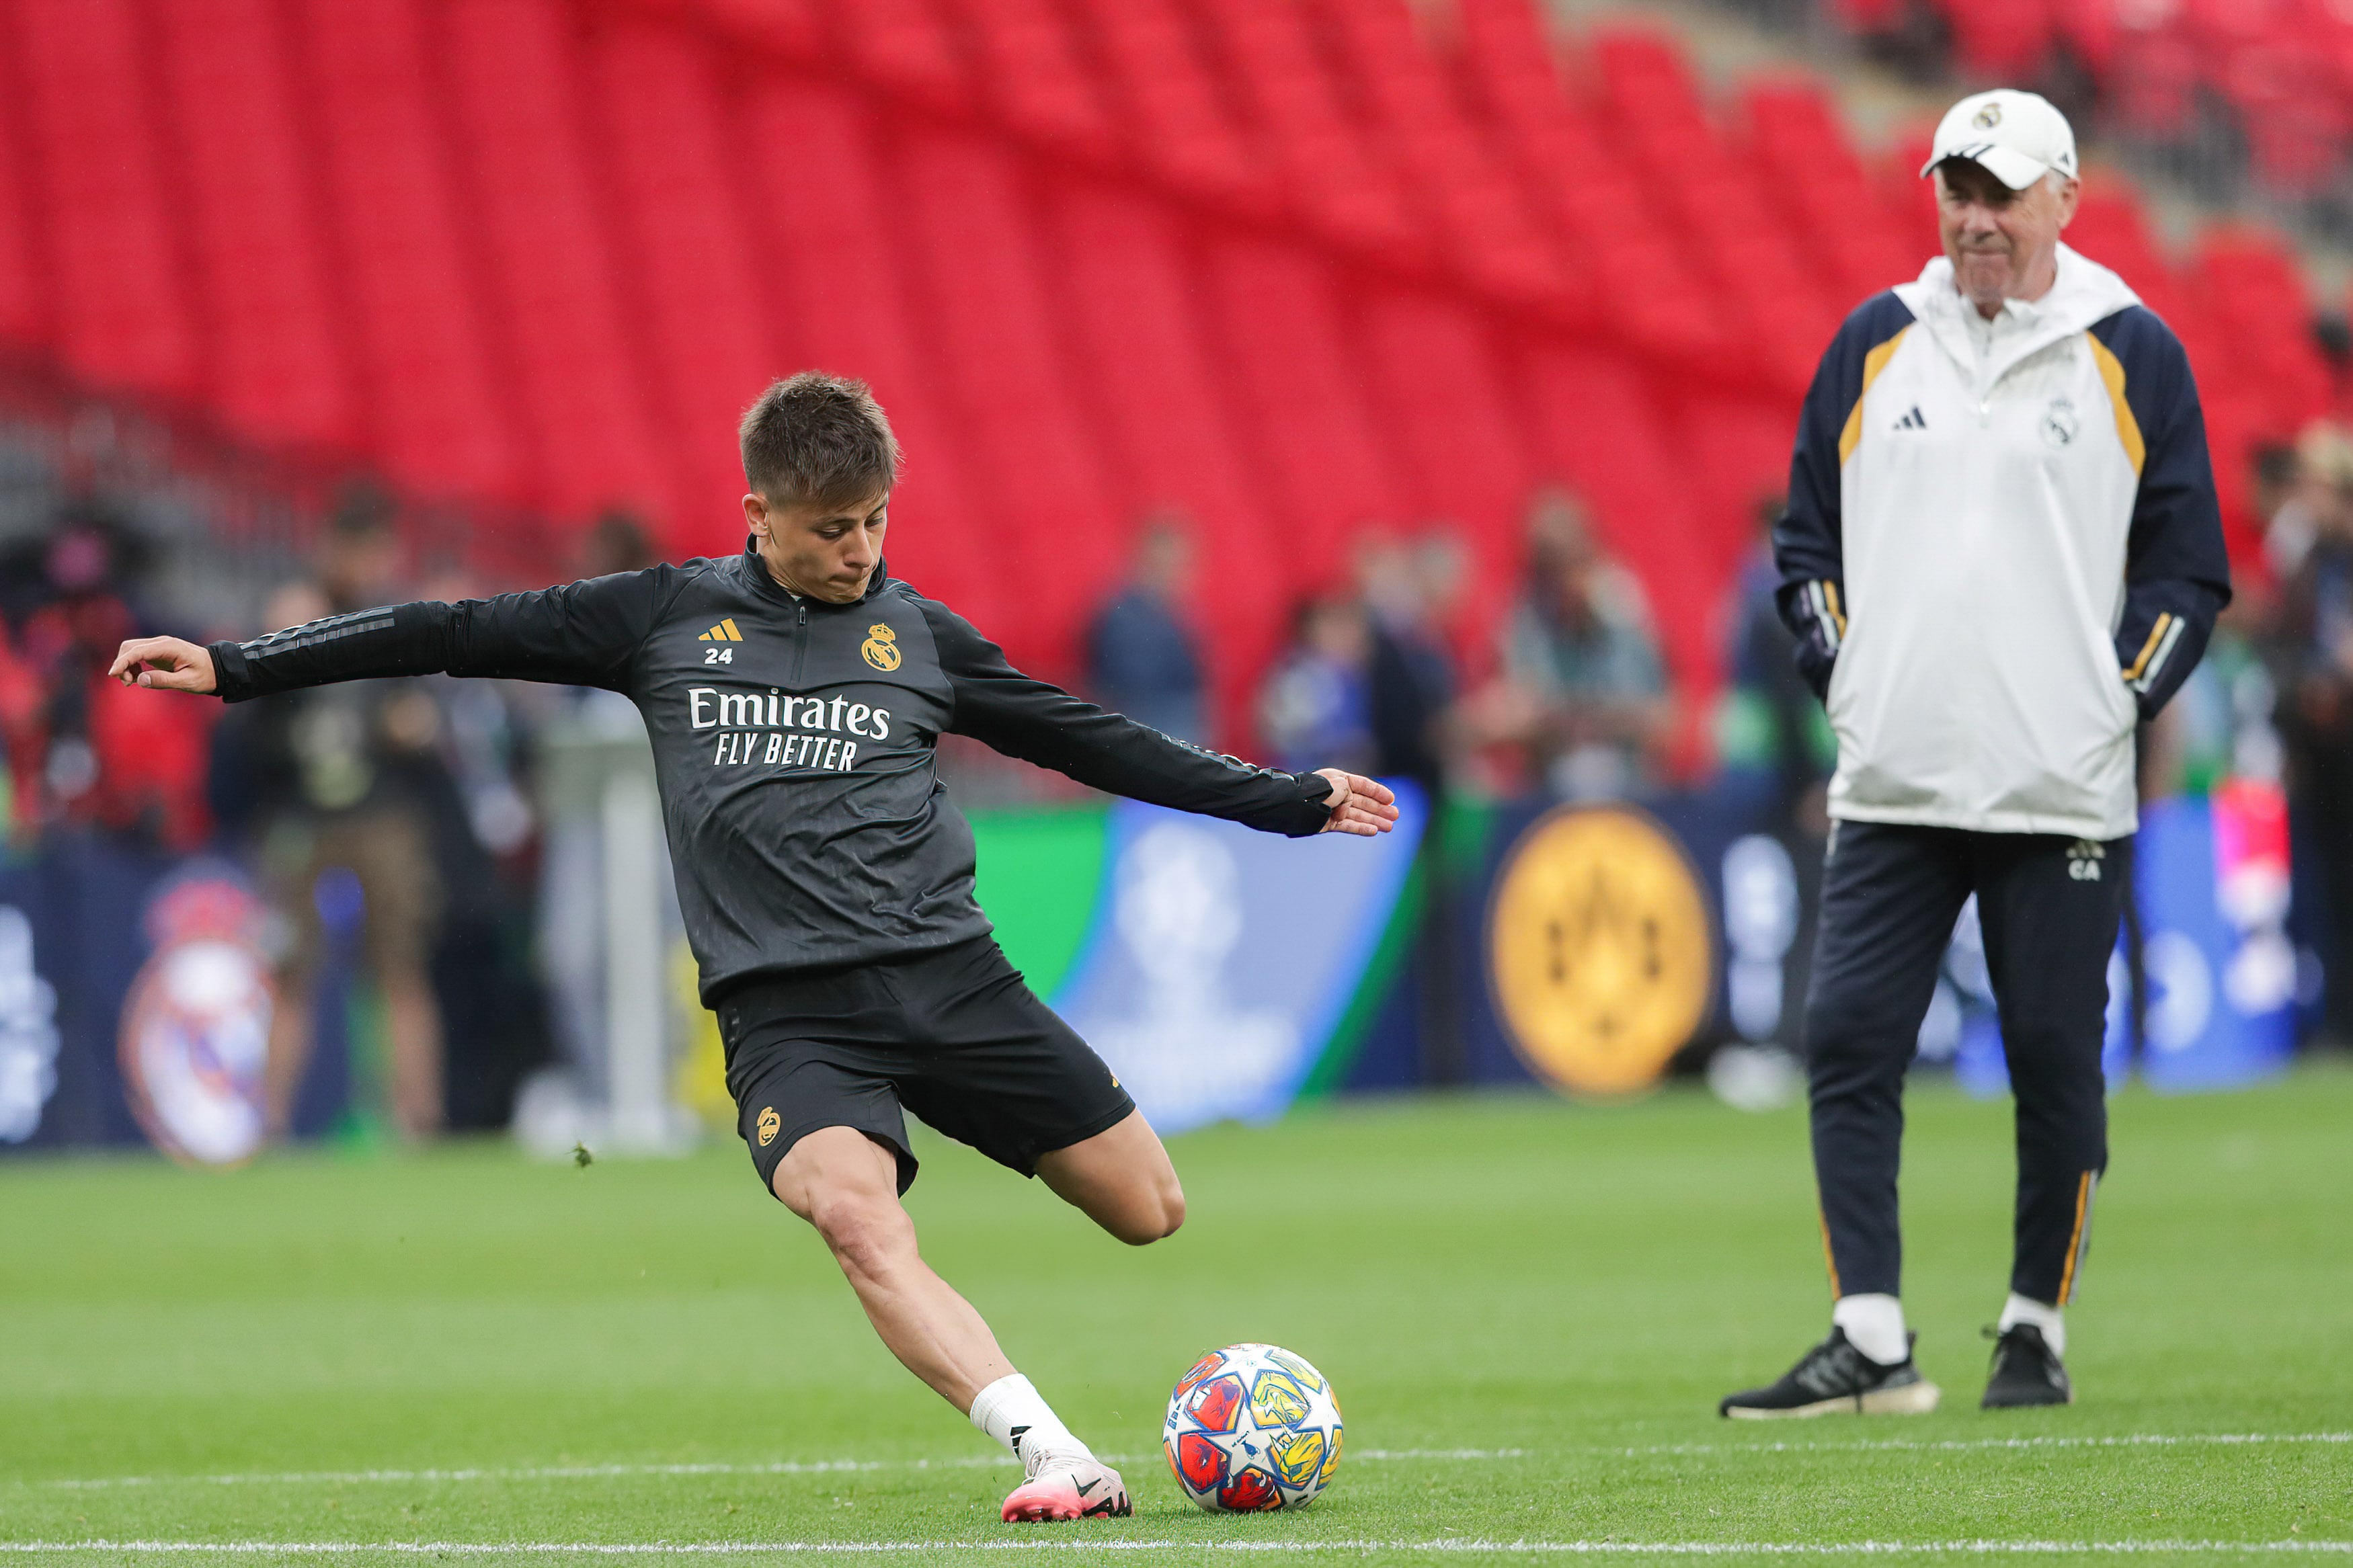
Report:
3,1065,2348,1565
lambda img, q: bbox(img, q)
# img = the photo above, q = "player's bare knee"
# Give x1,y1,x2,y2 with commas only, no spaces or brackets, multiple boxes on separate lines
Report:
806,1189,913,1279
1114,1175,1185,1245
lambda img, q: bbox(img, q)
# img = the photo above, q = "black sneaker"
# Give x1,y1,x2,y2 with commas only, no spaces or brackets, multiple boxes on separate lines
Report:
1981,1323,2073,1409
1719,1327,1942,1419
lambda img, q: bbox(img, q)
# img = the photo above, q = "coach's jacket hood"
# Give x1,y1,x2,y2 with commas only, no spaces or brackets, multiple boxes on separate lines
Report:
1773,243,2231,841
1894,244,2142,382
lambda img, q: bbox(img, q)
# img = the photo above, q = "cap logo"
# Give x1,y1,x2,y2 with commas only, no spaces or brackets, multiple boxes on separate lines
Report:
1972,103,2002,129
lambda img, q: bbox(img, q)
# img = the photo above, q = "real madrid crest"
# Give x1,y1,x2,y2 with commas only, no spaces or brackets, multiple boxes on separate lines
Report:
861,622,902,671
1486,805,1714,1097
1972,101,2002,130
2040,395,2078,448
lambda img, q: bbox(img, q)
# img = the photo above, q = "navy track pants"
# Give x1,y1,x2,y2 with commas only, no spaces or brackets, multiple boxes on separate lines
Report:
1804,821,2126,1307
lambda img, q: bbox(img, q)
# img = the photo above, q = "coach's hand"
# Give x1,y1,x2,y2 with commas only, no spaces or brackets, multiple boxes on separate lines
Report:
1313,769,1399,837
108,636,218,695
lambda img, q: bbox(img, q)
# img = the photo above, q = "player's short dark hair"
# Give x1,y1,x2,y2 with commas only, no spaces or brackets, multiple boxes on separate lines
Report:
738,372,902,508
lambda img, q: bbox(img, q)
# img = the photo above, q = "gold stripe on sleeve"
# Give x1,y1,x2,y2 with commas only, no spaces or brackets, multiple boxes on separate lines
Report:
2122,612,2173,682
1837,327,1911,467
2086,333,2146,477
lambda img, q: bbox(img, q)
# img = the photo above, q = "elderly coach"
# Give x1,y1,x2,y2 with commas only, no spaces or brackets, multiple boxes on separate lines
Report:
1720,90,2231,1417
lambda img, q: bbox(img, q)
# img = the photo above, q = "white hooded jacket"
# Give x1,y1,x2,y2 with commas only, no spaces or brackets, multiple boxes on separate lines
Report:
1774,244,2231,839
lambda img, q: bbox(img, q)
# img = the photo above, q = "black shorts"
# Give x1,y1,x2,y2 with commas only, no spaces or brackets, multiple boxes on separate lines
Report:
716,936,1135,1198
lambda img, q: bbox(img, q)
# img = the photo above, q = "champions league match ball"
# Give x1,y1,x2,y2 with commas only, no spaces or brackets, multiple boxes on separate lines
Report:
1163,1343,1343,1512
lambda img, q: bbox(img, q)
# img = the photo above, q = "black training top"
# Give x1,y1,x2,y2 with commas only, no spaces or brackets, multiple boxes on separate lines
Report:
208,546,1335,1003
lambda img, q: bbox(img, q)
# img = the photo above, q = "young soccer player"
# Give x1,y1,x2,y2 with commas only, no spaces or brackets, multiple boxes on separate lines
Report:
111,373,1398,1522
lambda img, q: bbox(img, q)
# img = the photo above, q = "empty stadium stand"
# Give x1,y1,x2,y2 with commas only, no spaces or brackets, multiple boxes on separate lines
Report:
0,0,2329,728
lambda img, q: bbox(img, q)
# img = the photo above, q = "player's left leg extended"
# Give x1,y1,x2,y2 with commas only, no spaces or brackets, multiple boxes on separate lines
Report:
1972,832,2129,1408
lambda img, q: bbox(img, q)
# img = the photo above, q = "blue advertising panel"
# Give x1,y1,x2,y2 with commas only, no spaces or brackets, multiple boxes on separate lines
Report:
1050,784,1426,1134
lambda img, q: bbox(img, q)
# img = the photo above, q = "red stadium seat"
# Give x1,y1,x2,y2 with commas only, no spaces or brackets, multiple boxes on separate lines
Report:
889,126,1123,671
0,23,44,347
288,0,522,505
1937,0,2055,79
1350,283,1539,624
1196,0,1425,265
147,0,357,454
1197,235,1410,580
584,15,784,555
947,0,1119,162
1589,25,1718,183
440,0,672,524
690,0,826,63
11,0,200,402
1071,0,1275,214
1043,185,1284,724
735,75,1006,632
1314,0,1566,310
834,0,969,114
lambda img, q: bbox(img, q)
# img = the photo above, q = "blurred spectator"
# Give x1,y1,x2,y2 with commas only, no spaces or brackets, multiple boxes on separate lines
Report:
1718,495,1835,835
208,487,448,1140
1480,487,1673,800
1085,514,1206,742
5,509,210,849
2262,422,2353,584
2149,444,2297,804
1357,531,1462,801
1259,592,1378,776
535,510,670,1116
412,559,553,1130
1359,528,1469,1083
2270,443,2353,1047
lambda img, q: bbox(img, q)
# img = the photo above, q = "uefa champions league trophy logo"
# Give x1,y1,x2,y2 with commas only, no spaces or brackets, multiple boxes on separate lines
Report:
1092,821,1297,1130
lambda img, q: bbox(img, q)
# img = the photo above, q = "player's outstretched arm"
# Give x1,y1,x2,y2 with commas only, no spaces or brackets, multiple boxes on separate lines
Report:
110,569,682,704
109,636,217,694
924,600,1394,839
1312,769,1400,837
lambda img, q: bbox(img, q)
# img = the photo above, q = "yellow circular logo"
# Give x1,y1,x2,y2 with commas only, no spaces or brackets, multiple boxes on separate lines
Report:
756,1107,781,1147
1486,805,1714,1097
861,623,902,671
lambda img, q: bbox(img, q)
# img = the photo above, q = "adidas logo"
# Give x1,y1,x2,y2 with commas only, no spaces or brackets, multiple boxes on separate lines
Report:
698,618,744,643
1892,406,1927,431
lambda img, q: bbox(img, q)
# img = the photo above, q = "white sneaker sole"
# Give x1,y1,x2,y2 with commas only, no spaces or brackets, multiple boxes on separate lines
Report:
1725,1380,1942,1419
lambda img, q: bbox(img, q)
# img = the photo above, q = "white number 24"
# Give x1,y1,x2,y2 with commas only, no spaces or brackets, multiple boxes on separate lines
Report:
704,647,733,665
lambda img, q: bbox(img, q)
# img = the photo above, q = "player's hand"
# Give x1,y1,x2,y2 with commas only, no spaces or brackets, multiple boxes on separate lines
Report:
108,636,217,695
1312,769,1398,837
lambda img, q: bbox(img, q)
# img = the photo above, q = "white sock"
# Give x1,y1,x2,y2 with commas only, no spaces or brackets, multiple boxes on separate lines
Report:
969,1372,1092,1476
1998,1292,2066,1356
1831,1292,1911,1366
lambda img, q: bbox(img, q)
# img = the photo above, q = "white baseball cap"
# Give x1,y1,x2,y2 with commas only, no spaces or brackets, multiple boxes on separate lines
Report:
1920,89,2079,190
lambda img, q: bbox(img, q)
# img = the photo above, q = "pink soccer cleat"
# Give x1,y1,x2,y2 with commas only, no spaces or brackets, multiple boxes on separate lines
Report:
1000,1456,1131,1522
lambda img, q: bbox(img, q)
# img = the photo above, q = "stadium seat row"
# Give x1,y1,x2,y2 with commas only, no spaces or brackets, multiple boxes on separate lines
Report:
1836,0,2353,197
0,0,2325,737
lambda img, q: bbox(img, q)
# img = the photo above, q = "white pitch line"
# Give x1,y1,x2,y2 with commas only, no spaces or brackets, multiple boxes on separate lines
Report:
22,1434,2343,1494
1614,1432,2353,1460
24,1452,1523,1493
0,1538,2346,1557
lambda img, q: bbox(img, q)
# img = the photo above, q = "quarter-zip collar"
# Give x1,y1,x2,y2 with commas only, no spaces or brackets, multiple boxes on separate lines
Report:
733,536,893,611
1895,242,2140,395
